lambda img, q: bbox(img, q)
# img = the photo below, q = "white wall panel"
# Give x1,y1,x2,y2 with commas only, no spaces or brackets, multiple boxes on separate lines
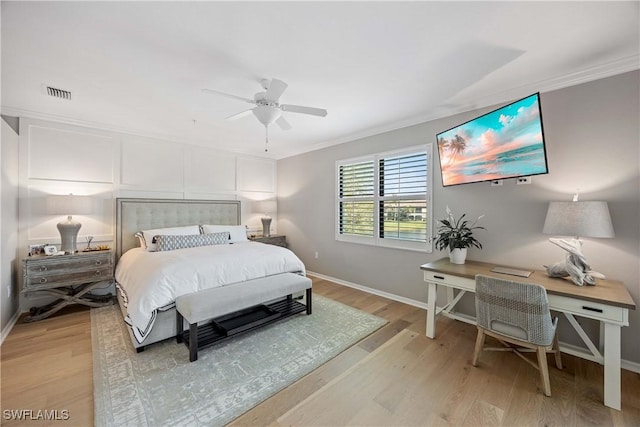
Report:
26,182,114,243
237,157,276,193
28,125,114,183
18,117,279,314
121,137,183,189
185,147,236,193
184,192,238,201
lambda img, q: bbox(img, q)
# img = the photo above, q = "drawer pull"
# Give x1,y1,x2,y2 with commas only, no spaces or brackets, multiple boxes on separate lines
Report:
582,306,603,313
434,275,445,280
39,277,48,284
95,270,102,276
95,260,102,265
39,266,48,271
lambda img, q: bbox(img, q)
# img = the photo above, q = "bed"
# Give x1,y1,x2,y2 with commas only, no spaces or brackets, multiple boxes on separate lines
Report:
114,198,306,351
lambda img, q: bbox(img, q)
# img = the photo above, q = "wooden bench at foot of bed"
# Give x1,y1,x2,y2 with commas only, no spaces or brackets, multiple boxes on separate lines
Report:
176,272,312,362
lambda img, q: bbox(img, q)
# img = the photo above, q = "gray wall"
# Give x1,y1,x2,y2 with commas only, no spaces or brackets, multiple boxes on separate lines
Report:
1,118,20,337
278,70,640,364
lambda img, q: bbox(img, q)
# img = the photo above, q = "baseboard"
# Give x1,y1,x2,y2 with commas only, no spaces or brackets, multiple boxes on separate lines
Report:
306,271,428,310
307,270,640,374
622,358,640,374
1,308,23,346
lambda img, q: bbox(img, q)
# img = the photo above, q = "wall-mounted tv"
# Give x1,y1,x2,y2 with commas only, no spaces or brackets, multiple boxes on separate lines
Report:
436,93,548,187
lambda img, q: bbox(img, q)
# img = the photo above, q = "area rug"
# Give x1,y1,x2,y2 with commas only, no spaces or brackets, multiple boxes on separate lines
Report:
92,295,387,426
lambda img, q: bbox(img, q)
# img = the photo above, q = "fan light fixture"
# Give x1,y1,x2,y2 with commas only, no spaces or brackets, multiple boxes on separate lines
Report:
253,105,282,152
201,77,327,152
253,105,282,126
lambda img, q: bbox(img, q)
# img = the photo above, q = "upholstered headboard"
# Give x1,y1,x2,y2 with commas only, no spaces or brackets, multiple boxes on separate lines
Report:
115,198,241,260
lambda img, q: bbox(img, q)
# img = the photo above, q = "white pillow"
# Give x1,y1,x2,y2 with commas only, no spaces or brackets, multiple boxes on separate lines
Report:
134,232,146,249
201,224,248,243
141,225,200,252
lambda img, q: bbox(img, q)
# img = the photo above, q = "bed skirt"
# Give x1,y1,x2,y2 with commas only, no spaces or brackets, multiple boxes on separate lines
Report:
116,291,178,350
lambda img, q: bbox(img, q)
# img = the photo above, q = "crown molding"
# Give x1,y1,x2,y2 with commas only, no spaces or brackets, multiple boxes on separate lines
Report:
278,55,639,159
3,55,637,161
0,106,280,160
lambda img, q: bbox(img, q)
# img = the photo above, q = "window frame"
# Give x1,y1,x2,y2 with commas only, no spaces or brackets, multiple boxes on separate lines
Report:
335,144,433,252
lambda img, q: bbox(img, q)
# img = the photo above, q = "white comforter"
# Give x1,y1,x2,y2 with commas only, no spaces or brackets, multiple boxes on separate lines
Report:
115,241,306,342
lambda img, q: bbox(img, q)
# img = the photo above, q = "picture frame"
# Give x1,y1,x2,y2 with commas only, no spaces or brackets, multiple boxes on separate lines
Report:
28,244,47,256
44,245,58,255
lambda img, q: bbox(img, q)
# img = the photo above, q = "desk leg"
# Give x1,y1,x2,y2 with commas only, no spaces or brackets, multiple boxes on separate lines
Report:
446,287,455,306
603,322,622,410
426,282,437,339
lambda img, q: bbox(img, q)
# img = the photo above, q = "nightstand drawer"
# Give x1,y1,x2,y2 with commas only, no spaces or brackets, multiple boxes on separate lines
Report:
25,252,111,276
25,266,112,290
251,235,287,247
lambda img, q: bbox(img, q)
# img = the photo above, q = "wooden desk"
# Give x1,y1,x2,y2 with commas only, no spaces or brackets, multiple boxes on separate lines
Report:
420,258,636,410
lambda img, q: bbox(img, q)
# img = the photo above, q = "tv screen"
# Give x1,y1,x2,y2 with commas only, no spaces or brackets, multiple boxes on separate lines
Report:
436,93,548,187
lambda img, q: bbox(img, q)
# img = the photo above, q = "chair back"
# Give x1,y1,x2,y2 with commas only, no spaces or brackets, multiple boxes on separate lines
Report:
475,274,556,346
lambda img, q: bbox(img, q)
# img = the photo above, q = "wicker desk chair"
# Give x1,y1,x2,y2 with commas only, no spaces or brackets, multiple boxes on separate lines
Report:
472,274,563,397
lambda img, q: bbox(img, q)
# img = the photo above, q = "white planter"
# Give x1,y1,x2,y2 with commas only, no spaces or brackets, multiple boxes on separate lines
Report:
448,248,467,264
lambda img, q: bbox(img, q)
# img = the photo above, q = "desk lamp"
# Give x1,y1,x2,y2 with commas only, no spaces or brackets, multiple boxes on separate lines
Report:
542,194,614,285
47,194,93,254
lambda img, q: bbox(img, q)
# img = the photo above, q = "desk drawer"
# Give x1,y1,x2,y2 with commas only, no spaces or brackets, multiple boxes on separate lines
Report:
423,271,475,291
548,294,625,324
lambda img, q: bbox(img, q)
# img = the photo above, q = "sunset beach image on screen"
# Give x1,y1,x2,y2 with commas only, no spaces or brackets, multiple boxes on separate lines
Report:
436,93,548,186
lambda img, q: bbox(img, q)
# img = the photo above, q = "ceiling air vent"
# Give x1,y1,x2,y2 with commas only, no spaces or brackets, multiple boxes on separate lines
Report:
44,85,72,100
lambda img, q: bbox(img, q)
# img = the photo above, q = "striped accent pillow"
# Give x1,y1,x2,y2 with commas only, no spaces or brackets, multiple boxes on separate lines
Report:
154,232,230,252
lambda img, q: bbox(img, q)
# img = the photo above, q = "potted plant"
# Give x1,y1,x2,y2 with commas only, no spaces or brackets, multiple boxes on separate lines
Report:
433,206,485,264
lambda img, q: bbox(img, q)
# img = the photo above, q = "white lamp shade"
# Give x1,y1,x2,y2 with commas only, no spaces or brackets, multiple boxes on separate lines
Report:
46,194,93,216
543,201,614,238
253,199,277,216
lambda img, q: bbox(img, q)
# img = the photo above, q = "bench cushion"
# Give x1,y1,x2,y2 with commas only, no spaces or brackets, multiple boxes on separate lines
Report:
176,273,312,324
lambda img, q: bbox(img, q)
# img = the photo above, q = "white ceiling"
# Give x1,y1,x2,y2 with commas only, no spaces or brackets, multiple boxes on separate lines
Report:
2,1,638,159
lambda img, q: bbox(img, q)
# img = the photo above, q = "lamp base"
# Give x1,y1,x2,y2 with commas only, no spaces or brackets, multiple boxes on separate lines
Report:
261,217,272,237
544,238,601,286
57,217,82,254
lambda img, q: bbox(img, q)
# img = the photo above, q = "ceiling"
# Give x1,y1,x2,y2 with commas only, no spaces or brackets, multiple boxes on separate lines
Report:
2,2,638,160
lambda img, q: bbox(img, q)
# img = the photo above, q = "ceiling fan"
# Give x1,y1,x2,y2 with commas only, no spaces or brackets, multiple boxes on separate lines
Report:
201,78,328,132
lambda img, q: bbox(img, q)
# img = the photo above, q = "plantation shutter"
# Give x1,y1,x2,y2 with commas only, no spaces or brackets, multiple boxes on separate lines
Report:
336,144,432,252
379,152,428,242
338,160,375,237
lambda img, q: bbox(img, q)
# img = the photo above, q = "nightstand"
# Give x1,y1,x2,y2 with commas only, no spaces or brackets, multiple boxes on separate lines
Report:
21,250,114,322
250,235,287,248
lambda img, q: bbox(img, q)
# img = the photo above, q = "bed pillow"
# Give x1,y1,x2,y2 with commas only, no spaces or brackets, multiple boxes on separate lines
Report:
155,232,230,252
134,232,147,249
141,225,201,252
200,224,248,243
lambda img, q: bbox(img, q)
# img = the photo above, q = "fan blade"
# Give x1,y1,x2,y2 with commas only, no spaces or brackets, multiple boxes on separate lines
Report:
281,104,327,117
201,88,255,104
225,109,254,120
276,115,292,131
265,78,288,100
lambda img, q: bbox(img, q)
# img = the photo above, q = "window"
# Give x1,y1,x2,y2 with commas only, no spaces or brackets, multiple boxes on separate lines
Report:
336,145,433,252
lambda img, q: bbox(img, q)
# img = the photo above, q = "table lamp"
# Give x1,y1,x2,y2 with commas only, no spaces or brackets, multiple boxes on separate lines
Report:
255,199,277,237
47,194,93,254
542,194,614,285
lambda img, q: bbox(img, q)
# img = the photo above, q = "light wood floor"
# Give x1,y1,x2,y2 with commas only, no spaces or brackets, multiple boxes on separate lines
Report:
2,277,639,426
